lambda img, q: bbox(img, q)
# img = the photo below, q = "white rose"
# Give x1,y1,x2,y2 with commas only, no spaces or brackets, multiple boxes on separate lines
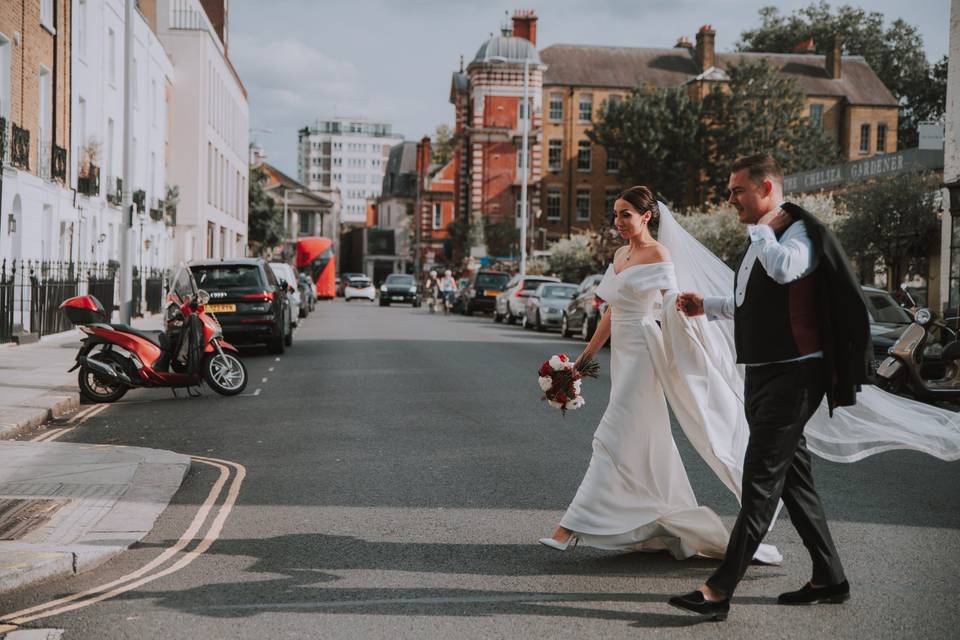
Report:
549,355,565,371
563,361,576,371
573,379,582,393
538,376,553,392
547,399,563,409
568,396,585,410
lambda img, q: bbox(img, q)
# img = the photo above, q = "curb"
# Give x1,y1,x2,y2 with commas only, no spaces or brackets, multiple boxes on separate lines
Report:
0,392,81,441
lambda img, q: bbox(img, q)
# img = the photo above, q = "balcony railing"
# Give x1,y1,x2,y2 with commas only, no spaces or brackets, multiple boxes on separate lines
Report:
107,176,122,205
77,164,100,197
0,117,7,166
52,144,67,182
11,123,30,170
133,189,146,212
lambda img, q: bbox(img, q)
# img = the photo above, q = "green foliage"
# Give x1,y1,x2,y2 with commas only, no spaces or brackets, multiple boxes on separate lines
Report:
247,166,284,256
737,2,945,148
445,217,471,261
837,171,940,285
589,87,705,207
484,217,519,258
547,234,595,283
432,124,455,167
674,205,749,269
701,59,840,201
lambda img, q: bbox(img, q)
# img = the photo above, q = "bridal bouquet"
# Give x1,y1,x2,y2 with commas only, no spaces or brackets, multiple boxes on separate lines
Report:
538,354,600,415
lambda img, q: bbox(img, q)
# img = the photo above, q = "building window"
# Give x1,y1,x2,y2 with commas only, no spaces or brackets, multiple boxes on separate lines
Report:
606,148,620,173
810,103,823,128
516,147,531,174
299,213,311,235
859,123,870,153
577,140,591,171
546,189,561,220
108,28,116,86
0,34,10,119
548,139,562,172
578,93,593,122
576,190,591,221
518,97,532,128
549,92,563,121
38,65,51,144
877,123,887,152
77,0,87,61
433,203,443,229
40,0,54,30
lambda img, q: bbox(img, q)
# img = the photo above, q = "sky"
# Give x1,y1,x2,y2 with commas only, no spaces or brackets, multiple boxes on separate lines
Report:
229,0,952,177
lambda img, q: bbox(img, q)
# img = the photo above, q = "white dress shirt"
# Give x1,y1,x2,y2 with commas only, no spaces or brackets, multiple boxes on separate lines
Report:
703,205,823,364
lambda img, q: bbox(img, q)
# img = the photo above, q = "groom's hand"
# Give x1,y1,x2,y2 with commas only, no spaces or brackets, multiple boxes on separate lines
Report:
677,292,704,317
757,208,793,234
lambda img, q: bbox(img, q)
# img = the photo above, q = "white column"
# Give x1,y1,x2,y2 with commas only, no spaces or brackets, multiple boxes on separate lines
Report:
940,0,960,310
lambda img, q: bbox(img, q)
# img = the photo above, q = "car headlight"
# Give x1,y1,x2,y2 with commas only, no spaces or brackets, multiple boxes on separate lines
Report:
409,286,417,293
380,285,387,292
914,308,932,326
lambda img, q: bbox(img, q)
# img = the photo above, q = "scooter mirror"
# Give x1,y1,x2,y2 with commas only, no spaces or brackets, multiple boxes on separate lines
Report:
196,289,211,306
900,283,908,291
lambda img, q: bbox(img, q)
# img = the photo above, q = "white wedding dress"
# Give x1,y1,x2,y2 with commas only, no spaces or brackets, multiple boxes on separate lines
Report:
559,260,782,563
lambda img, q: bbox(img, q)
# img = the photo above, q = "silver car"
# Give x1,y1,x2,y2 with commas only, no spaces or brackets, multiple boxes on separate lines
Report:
493,275,560,324
522,283,579,331
269,262,301,326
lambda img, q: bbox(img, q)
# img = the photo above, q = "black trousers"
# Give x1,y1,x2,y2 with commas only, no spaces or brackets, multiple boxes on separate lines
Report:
706,359,845,596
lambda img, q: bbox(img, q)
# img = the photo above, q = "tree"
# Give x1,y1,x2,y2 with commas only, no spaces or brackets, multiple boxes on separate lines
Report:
837,171,940,287
737,2,945,148
701,59,841,202
588,87,705,207
432,124,455,167
445,217,471,263
247,166,284,256
484,217,519,258
548,234,595,283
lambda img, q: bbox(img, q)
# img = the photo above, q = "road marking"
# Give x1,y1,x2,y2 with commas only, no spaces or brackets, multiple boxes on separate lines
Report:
274,357,281,362
261,377,268,383
0,455,246,627
30,405,110,443
268,367,274,372
30,428,66,443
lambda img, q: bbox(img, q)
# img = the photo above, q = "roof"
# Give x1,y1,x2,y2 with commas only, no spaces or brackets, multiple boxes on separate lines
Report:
471,35,541,66
257,162,333,207
381,141,419,199
540,45,897,106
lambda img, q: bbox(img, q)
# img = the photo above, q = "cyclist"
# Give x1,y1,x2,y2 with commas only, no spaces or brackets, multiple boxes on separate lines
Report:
424,270,440,312
439,270,457,315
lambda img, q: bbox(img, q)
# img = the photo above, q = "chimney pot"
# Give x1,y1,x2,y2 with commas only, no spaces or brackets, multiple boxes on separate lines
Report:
675,36,693,50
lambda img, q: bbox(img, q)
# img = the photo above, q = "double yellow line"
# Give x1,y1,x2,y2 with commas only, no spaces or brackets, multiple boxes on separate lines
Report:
0,453,246,630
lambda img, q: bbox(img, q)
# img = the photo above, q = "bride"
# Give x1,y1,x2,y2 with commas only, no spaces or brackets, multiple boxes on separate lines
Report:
541,185,960,559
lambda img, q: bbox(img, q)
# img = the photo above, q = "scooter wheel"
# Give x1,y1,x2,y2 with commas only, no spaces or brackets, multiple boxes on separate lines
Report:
202,352,248,396
78,366,128,403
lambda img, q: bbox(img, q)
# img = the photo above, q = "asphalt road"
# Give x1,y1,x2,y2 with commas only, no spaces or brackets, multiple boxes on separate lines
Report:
3,299,959,639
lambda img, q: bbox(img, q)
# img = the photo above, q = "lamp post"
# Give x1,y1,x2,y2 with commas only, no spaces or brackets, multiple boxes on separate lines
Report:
118,0,135,323
945,180,960,309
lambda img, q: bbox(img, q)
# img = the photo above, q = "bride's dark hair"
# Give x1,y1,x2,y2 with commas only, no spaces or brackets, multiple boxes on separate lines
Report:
617,186,660,230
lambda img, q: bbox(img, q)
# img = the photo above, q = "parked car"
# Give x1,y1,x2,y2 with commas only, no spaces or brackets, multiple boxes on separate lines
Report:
344,275,376,302
561,274,607,341
298,273,317,315
269,262,301,326
379,273,421,307
862,285,914,375
450,277,471,314
189,258,292,354
462,271,511,316
495,275,560,324
337,273,364,297
522,282,579,332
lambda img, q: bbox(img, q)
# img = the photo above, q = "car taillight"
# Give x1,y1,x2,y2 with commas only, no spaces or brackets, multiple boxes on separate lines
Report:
592,297,603,309
514,288,523,297
242,292,275,302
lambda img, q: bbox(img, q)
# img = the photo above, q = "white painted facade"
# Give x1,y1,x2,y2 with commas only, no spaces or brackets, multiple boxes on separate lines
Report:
156,0,249,262
939,0,960,309
68,0,174,271
298,117,401,225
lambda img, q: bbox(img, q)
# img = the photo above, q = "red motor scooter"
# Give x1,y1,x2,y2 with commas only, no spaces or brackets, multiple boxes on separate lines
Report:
59,286,248,403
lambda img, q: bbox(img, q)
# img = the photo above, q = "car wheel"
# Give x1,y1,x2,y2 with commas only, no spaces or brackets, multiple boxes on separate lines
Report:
413,300,421,308
506,310,515,325
535,311,545,332
464,302,473,316
493,310,502,323
267,331,285,355
561,314,571,338
581,316,595,341
521,313,529,329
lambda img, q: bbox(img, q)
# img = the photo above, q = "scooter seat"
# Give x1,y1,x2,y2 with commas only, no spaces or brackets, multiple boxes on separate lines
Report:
109,324,170,350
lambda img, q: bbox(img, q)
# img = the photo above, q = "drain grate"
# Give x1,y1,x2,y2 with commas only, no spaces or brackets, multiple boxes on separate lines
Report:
0,498,68,540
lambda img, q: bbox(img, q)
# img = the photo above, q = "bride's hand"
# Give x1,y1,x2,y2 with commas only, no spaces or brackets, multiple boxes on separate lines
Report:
574,350,595,371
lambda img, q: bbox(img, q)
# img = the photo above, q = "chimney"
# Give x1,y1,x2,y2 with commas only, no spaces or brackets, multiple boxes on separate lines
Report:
825,34,843,79
793,37,816,53
674,35,693,50
417,136,432,178
512,9,538,46
695,25,716,71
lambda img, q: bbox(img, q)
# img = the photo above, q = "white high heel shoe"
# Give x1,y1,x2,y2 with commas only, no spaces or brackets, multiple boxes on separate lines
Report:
538,534,579,551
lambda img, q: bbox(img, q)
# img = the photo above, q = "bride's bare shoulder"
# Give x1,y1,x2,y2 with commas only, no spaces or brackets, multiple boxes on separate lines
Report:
648,242,672,264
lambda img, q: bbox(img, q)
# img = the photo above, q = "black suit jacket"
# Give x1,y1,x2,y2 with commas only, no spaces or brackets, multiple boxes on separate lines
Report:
780,201,872,414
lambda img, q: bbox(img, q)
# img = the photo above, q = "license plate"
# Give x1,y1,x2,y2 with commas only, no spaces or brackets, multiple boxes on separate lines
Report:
876,357,902,378
392,296,403,301
205,303,236,313
484,290,501,297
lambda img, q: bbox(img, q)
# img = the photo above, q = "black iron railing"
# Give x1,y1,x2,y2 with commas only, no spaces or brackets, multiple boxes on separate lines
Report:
0,116,7,164
52,144,67,182
133,189,146,212
77,164,100,196
11,123,29,169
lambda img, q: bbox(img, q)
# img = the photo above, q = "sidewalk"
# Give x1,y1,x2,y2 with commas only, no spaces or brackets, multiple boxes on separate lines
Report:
0,315,163,441
0,440,190,595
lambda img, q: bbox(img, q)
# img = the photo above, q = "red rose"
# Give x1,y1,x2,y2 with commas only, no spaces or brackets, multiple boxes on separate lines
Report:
558,354,569,362
539,362,552,377
556,391,568,403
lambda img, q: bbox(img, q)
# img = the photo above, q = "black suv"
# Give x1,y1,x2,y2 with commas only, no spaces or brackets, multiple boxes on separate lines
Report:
189,258,292,354
378,273,421,307
462,270,511,315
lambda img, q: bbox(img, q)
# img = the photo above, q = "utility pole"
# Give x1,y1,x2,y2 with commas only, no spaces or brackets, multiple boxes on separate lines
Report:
118,0,135,323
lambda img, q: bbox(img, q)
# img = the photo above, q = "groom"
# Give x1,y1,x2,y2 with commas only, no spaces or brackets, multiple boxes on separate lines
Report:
671,153,871,621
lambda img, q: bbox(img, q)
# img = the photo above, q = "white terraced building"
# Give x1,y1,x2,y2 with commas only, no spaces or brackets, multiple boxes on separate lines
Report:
297,117,402,225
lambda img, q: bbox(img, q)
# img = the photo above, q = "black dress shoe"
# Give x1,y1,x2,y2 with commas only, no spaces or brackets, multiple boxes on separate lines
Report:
777,580,850,605
668,590,730,621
